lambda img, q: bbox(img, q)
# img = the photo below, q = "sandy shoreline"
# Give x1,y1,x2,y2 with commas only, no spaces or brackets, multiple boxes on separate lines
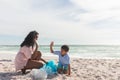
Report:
1,54,120,80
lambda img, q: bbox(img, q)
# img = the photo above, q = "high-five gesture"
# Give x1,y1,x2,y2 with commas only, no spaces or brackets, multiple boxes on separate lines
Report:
50,41,54,53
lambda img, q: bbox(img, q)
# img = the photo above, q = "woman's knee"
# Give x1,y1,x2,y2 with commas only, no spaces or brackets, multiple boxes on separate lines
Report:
32,51,41,60
36,51,42,57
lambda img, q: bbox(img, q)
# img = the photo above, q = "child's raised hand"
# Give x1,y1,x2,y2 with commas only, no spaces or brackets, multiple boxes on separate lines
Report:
50,41,54,47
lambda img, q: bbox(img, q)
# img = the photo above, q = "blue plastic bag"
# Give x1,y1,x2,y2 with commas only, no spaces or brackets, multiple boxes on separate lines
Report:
40,60,57,75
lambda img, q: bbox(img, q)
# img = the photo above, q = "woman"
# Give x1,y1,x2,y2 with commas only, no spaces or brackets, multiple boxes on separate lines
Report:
15,31,47,74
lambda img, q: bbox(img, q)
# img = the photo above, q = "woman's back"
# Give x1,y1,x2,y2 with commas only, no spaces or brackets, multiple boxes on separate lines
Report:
15,46,34,71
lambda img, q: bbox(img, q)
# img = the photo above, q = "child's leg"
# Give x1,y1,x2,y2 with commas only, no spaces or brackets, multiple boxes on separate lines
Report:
57,62,63,74
63,64,68,74
63,69,68,74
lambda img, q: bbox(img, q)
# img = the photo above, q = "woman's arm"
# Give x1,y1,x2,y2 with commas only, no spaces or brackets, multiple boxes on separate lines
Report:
35,42,38,52
40,58,47,63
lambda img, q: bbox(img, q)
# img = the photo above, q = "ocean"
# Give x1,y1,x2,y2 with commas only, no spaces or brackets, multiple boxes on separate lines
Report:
1,45,120,59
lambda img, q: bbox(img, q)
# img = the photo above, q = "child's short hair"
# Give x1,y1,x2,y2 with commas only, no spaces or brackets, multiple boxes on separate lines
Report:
61,45,69,52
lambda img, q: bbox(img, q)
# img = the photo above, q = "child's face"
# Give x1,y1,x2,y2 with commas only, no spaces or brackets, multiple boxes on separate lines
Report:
61,49,67,56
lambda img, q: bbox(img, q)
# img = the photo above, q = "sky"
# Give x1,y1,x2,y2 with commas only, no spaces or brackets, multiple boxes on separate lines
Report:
0,0,120,45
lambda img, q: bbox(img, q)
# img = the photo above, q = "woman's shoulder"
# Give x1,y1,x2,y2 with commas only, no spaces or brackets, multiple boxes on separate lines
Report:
20,46,32,51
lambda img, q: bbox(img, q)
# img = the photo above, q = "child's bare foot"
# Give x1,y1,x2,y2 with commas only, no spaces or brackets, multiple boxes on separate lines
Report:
57,69,63,74
63,70,68,74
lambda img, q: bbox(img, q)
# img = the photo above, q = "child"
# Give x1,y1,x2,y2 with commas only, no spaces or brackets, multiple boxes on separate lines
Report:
50,42,71,76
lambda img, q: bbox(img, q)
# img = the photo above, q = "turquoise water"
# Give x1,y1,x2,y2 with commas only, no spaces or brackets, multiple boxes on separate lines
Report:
1,45,120,58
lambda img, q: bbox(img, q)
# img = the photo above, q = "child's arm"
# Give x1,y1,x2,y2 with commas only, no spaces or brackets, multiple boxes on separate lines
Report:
68,64,71,75
50,42,54,53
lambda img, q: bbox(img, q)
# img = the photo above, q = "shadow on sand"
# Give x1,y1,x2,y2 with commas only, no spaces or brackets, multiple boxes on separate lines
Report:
0,71,58,80
0,72,22,80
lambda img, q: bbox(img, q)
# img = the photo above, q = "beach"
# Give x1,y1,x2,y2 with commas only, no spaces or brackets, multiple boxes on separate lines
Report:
1,53,120,80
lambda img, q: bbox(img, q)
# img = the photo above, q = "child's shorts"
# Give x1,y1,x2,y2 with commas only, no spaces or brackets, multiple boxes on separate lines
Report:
57,62,68,71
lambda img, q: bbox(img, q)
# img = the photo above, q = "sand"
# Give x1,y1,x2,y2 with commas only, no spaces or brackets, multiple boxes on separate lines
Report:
1,54,120,80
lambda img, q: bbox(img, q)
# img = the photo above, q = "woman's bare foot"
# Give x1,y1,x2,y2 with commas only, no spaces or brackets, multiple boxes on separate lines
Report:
21,68,26,74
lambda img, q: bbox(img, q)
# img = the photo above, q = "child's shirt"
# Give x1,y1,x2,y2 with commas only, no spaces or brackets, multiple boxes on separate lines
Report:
54,51,70,66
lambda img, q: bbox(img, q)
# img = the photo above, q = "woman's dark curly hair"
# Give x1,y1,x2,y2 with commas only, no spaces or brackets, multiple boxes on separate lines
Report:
20,31,39,48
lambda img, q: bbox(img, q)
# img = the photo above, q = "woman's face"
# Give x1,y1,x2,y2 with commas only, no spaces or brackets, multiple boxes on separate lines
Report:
35,34,39,41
